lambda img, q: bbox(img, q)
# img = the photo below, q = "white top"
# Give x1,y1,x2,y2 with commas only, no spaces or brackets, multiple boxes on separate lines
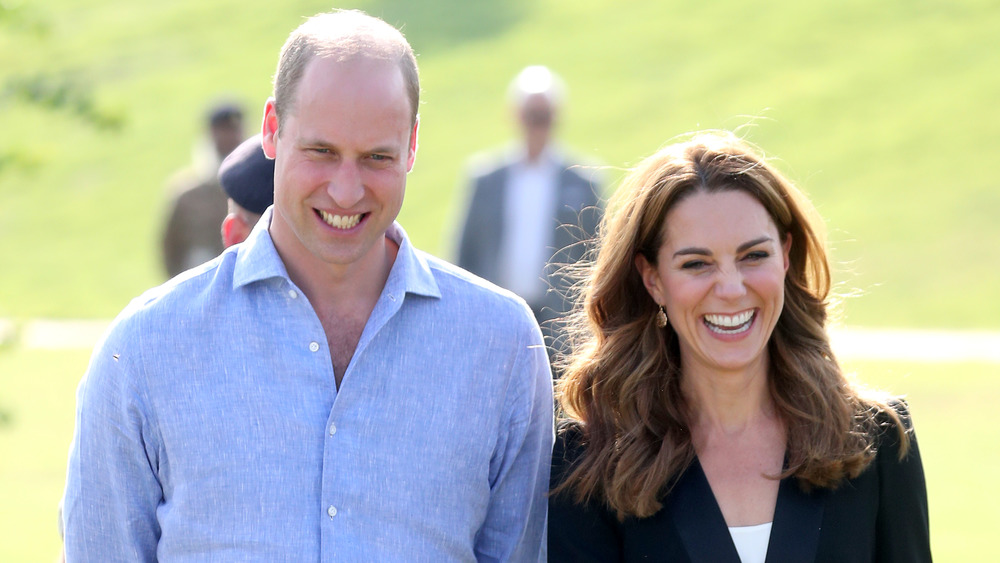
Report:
498,151,560,304
728,521,772,563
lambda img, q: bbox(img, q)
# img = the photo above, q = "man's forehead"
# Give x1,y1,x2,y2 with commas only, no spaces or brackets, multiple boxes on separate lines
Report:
298,56,408,108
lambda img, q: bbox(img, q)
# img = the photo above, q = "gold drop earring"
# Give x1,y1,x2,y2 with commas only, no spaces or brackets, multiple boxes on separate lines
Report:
656,305,668,328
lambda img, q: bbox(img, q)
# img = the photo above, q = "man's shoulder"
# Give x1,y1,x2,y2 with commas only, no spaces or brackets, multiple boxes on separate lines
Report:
465,146,518,181
418,250,535,319
116,251,238,328
557,153,605,191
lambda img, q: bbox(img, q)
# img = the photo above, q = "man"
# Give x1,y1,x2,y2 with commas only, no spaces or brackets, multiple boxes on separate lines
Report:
456,65,602,367
161,102,245,277
218,133,275,247
63,10,552,561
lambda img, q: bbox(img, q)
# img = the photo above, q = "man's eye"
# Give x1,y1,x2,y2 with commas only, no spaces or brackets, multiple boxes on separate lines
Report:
310,148,330,154
370,154,389,161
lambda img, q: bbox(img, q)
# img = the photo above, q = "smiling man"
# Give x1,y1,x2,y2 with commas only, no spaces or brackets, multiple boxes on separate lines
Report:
62,10,552,562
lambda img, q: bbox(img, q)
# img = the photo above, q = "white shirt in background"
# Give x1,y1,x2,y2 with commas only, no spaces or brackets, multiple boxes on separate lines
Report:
498,151,560,306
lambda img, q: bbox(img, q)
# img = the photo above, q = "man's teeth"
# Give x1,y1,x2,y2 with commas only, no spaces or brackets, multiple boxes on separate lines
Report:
319,210,361,229
704,310,755,332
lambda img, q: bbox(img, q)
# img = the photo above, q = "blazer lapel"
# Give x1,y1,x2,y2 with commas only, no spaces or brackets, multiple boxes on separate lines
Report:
764,477,825,563
667,458,742,562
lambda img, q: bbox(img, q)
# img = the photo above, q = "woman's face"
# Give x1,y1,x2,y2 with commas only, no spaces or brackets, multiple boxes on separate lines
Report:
636,189,791,377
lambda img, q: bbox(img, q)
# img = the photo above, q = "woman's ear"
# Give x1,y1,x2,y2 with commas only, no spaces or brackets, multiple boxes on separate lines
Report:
781,233,792,272
635,254,665,305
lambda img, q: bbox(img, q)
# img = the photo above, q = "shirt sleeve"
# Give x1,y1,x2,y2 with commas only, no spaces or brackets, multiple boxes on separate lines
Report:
474,319,554,563
62,318,163,561
875,401,932,562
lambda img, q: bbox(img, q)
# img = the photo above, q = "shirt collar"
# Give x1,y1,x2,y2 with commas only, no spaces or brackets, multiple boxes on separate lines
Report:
232,206,440,301
512,143,562,170
383,222,441,300
232,207,289,289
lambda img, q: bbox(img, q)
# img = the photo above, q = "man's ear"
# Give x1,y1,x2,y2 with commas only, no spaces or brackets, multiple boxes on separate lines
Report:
406,117,419,172
222,213,252,248
261,98,279,159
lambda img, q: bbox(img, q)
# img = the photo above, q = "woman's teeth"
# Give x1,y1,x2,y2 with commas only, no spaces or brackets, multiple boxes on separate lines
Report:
704,310,755,334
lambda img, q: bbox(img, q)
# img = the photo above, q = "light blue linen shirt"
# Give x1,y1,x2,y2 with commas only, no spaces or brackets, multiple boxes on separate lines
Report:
63,210,553,561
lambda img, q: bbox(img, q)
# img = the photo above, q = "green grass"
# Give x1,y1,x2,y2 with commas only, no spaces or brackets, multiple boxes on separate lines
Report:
0,347,87,562
1,346,994,560
1,0,998,328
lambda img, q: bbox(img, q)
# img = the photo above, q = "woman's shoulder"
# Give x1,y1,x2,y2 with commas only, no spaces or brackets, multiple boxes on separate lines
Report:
856,397,919,473
553,419,600,493
553,419,587,469
871,398,914,445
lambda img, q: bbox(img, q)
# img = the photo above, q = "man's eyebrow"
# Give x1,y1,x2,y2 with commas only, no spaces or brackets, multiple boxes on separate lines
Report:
368,145,401,155
299,137,333,148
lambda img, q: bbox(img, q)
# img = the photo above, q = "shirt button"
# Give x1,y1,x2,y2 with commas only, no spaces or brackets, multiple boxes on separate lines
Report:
327,505,337,518
309,342,320,352
328,423,337,436
288,289,298,299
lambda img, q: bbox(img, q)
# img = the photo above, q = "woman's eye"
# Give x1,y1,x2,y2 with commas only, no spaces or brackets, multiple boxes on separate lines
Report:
681,260,707,270
744,250,769,261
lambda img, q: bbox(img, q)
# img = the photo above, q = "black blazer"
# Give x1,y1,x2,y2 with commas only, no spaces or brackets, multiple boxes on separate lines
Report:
549,407,931,562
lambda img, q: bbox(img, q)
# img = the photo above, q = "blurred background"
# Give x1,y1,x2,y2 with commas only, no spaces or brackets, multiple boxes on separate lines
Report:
1,0,997,559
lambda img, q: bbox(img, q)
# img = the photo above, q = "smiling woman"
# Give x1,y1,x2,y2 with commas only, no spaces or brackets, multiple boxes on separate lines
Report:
548,131,931,562
636,189,791,377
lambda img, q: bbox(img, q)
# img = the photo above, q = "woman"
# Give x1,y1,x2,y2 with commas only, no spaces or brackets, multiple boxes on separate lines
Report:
548,132,930,562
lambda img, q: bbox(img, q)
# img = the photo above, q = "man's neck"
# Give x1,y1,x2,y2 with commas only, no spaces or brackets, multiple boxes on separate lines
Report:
276,233,401,388
265,211,399,317
524,137,552,165
293,237,398,318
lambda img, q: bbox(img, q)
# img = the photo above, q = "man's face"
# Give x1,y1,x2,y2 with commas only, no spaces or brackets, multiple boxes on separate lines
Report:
212,118,245,159
518,93,555,157
519,94,554,131
262,56,417,278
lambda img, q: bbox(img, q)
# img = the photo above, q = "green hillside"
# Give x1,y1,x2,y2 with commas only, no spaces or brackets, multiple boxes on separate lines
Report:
1,0,998,330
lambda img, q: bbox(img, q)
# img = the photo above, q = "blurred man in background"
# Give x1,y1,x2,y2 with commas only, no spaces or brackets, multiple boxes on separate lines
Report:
160,101,245,277
456,65,603,369
218,133,274,247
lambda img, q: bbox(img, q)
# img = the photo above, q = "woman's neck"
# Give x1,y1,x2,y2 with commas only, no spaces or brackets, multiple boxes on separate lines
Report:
682,357,774,437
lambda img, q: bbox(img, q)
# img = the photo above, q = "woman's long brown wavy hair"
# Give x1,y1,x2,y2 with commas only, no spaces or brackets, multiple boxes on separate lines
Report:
553,132,909,520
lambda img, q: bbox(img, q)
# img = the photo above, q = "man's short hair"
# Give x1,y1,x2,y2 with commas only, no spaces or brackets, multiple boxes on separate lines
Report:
207,101,244,128
272,10,420,129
